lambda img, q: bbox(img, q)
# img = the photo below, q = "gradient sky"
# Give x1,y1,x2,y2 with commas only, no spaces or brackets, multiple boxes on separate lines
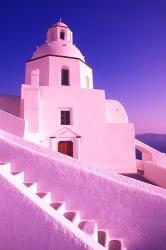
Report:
0,0,166,133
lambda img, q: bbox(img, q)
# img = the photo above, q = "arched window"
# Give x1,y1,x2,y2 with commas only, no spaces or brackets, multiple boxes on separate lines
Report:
60,30,65,40
61,68,69,86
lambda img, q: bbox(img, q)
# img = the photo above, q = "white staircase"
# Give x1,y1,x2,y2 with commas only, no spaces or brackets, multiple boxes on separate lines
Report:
0,162,126,250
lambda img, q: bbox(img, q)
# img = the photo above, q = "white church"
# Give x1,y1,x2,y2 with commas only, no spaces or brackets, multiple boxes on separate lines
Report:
0,21,165,250
20,21,136,172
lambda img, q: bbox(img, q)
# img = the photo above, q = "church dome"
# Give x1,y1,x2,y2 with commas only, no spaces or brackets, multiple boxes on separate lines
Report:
31,21,85,62
32,41,85,61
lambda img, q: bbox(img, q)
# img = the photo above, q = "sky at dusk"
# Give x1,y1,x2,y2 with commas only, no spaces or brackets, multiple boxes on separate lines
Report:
0,0,166,133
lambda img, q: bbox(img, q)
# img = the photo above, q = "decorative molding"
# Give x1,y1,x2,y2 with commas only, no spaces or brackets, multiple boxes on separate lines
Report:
50,127,81,139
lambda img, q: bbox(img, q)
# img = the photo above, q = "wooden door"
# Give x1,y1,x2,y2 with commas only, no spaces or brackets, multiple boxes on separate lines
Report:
58,141,73,157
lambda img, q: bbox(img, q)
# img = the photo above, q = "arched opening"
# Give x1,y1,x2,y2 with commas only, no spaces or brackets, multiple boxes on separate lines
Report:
60,30,65,40
135,144,153,173
135,148,142,160
61,68,69,86
58,141,73,157
135,145,152,162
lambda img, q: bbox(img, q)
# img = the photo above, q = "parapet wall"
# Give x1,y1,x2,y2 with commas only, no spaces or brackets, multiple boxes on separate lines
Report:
0,95,20,116
0,175,93,250
144,161,166,188
0,109,25,137
0,129,166,250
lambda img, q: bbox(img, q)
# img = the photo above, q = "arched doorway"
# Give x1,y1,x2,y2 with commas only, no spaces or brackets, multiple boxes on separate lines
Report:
58,141,73,157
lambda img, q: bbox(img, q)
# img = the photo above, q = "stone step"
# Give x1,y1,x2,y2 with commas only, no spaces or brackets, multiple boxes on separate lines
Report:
97,230,109,248
78,220,98,241
36,192,51,203
24,182,38,193
50,202,66,214
0,162,11,172
63,211,80,225
11,171,24,182
0,162,125,250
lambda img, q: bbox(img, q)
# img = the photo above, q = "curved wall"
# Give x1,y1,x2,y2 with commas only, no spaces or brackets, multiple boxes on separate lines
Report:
105,100,128,123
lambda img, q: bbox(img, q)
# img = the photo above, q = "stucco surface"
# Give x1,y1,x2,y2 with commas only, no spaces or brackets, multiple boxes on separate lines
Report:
31,21,84,62
135,139,166,165
0,129,166,250
0,176,96,250
32,41,84,61
105,99,128,123
0,109,25,137
0,95,20,116
22,85,136,170
144,161,166,188
22,21,136,172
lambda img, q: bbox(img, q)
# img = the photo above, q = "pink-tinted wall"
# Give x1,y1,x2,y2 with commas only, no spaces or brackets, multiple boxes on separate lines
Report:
25,56,93,88
135,139,166,164
21,21,136,172
0,109,25,137
144,161,166,188
33,86,136,170
0,176,94,250
0,95,20,117
105,100,128,123
22,81,136,170
135,139,166,187
0,130,165,250
25,57,49,86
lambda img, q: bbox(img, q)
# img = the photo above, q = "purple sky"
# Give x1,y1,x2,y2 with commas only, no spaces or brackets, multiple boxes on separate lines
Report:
0,0,166,133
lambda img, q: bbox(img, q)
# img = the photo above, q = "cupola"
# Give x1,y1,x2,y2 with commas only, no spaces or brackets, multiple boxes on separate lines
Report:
31,21,85,62
47,21,73,43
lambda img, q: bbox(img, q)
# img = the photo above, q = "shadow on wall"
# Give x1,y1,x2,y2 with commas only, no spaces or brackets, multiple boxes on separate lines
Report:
0,95,21,117
0,130,166,250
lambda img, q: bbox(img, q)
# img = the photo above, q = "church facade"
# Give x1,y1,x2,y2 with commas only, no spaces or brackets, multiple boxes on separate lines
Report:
20,21,136,172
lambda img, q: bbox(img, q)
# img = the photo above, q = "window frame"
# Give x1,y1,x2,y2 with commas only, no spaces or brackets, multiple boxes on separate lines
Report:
61,110,70,125
60,30,65,40
61,68,69,86
59,108,72,125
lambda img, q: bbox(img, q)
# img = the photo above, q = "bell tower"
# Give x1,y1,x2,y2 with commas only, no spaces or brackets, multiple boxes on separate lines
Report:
47,21,73,43
23,21,93,89
21,21,94,143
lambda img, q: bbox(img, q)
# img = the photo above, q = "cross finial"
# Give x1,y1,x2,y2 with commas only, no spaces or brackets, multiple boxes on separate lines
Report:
60,17,62,22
